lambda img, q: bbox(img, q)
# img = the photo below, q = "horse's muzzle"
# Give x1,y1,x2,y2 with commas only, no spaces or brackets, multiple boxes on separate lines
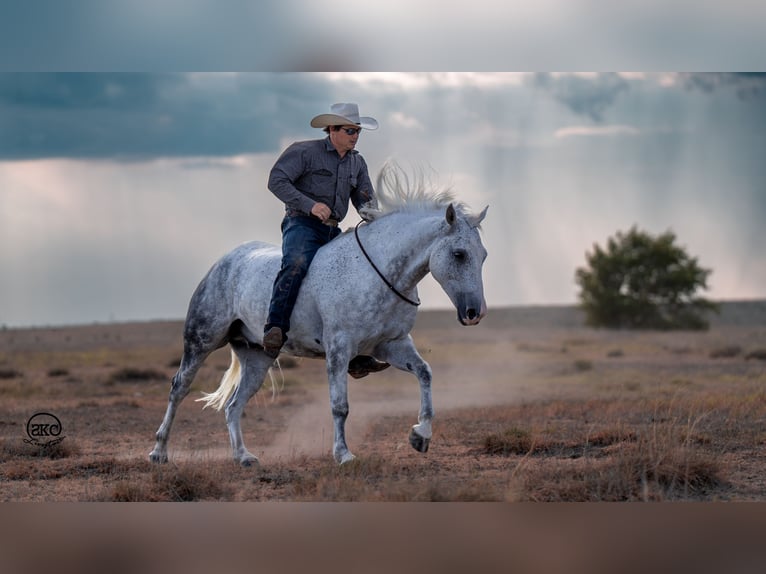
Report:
455,293,487,326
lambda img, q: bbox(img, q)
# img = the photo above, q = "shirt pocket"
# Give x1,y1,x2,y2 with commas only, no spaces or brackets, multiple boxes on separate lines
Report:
309,168,336,201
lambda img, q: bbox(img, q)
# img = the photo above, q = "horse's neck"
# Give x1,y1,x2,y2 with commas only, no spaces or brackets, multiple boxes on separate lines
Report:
363,212,441,290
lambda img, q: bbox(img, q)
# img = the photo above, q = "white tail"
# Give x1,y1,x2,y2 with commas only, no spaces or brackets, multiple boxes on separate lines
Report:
195,349,284,411
196,349,242,411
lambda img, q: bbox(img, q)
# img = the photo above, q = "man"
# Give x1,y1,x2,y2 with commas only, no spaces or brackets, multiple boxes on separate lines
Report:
263,103,389,379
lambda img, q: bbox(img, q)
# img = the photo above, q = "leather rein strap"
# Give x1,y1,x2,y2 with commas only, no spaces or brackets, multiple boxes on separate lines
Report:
354,221,421,307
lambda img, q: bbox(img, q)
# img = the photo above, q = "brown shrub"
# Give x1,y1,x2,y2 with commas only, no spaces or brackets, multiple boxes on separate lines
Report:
109,480,155,502
745,348,766,361
709,345,742,358
573,359,594,372
586,427,637,448
150,464,228,501
484,427,533,455
2,460,63,480
110,367,167,383
1,437,80,460
47,368,70,377
508,427,724,501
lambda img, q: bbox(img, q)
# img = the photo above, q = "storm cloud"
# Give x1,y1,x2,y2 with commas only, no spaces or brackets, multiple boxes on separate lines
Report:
0,73,334,160
532,73,631,122
678,72,766,99
1,73,765,327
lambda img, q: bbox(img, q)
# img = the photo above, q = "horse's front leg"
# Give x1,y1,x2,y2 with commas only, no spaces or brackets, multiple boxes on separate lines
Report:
376,335,433,453
325,337,356,464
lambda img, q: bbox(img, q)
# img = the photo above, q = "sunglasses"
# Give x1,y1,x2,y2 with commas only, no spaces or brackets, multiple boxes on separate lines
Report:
339,127,362,135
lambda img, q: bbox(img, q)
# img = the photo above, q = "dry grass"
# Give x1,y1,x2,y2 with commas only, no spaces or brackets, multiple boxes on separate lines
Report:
505,416,725,501
106,463,230,501
1,305,766,501
286,455,503,501
1,437,81,461
484,427,533,455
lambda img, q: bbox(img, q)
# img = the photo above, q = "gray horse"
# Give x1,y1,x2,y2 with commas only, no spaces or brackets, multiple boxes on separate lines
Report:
149,166,488,466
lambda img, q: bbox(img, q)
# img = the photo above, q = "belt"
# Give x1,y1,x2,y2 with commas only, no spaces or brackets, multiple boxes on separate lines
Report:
286,210,339,227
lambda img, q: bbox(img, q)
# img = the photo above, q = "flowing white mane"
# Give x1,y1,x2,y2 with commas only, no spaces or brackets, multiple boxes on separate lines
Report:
361,161,465,221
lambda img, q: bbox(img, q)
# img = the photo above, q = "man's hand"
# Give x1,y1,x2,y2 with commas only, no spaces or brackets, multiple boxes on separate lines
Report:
310,202,332,222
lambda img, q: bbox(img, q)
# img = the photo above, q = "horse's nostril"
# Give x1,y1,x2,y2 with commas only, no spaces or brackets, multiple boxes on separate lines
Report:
466,308,477,320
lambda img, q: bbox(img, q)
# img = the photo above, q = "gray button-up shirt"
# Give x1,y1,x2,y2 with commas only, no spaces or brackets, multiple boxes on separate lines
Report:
267,137,377,221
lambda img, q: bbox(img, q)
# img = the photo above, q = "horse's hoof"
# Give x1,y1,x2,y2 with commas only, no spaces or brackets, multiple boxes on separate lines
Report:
239,454,260,468
409,428,430,453
337,452,356,465
148,450,168,464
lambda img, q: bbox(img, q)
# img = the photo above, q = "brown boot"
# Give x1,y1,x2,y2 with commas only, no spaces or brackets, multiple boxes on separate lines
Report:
262,326,285,358
348,355,390,379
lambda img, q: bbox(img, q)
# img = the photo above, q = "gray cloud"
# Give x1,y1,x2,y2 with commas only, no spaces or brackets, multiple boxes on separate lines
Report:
679,73,766,99
0,73,174,109
0,73,334,160
532,73,631,122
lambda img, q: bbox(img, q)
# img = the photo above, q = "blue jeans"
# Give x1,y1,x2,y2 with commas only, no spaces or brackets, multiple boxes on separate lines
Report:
266,215,341,335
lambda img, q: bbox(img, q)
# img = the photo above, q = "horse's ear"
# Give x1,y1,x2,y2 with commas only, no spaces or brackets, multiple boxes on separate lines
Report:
469,205,489,228
446,203,457,226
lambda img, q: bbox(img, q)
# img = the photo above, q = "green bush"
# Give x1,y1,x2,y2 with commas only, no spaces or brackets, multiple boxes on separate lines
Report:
575,226,718,330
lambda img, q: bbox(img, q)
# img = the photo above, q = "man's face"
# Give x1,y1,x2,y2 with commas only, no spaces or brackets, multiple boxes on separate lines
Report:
330,125,362,155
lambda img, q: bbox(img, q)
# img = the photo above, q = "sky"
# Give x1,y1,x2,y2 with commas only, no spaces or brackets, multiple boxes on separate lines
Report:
3,1,766,70
1,72,765,327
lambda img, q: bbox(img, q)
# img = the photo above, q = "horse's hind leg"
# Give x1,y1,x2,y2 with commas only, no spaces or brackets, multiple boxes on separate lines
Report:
149,319,228,463
376,335,433,453
149,343,212,463
224,344,274,467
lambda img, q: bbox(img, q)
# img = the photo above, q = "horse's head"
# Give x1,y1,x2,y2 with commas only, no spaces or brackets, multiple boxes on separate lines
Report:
429,204,488,326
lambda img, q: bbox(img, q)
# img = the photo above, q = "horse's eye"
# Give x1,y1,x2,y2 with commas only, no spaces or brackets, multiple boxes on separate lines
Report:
452,250,466,261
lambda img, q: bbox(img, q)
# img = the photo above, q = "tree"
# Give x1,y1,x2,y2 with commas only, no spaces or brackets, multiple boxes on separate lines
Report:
575,226,718,330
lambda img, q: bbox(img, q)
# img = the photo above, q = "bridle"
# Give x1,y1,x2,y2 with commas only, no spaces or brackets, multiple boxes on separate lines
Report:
354,220,421,307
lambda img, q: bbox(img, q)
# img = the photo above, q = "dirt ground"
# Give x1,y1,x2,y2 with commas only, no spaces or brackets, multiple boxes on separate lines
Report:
1,302,765,501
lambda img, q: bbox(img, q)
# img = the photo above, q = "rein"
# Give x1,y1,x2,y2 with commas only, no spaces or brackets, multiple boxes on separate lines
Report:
354,220,421,307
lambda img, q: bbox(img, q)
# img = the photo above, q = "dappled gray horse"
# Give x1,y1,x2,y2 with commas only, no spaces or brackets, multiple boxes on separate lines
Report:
149,166,488,466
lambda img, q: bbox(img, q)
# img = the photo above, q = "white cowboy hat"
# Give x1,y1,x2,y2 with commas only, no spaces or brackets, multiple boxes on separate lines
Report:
310,102,379,130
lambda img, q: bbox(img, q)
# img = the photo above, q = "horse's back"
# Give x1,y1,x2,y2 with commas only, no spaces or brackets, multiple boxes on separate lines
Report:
228,240,281,262
200,241,281,291
185,241,281,333
223,240,282,309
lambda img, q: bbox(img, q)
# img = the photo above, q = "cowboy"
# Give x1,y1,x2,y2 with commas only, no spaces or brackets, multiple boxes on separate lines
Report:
263,103,390,378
